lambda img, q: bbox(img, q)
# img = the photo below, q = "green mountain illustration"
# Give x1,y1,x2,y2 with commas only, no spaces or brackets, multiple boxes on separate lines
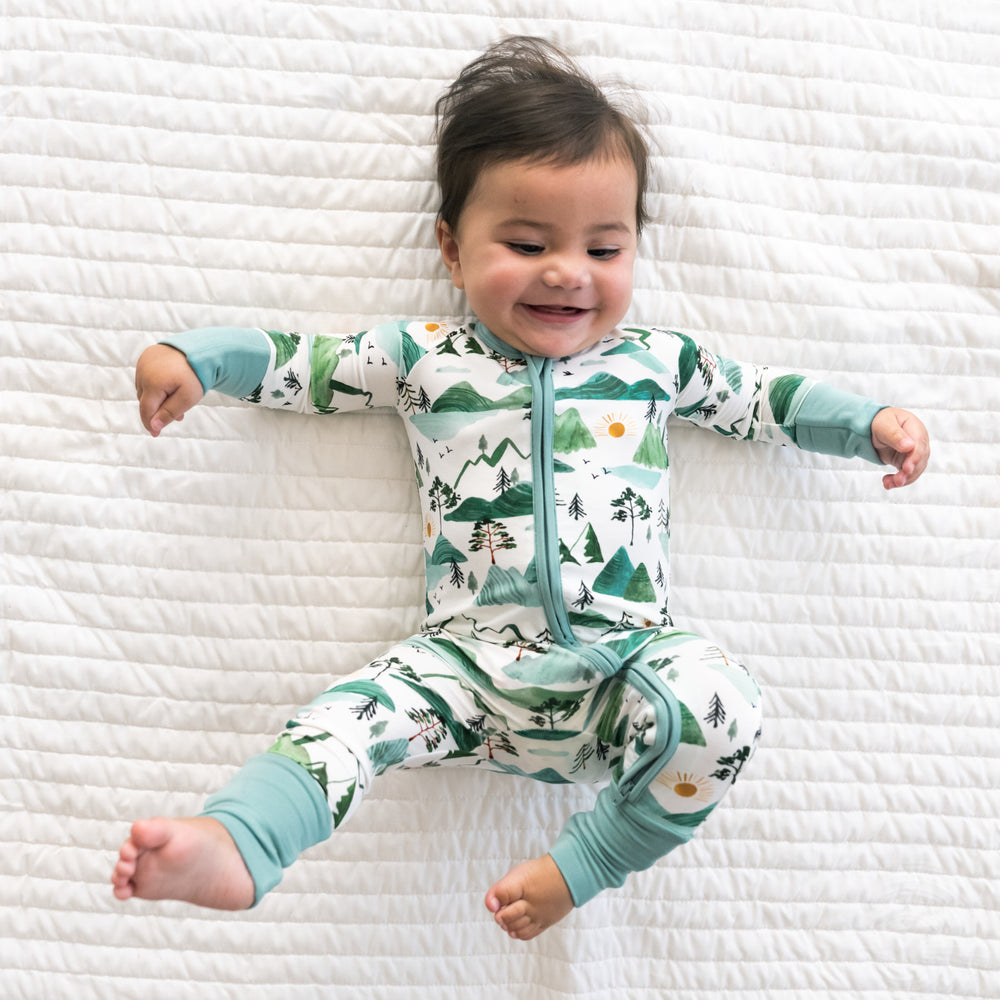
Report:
592,547,657,602
632,422,669,470
769,373,807,425
431,381,530,413
622,562,656,602
592,546,636,596
599,339,644,356
446,482,534,521
503,647,602,684
553,407,597,453
429,534,467,566
555,373,671,404
567,608,616,631
309,335,346,411
453,436,531,488
676,332,699,390
265,331,300,369
474,561,542,607
369,323,427,377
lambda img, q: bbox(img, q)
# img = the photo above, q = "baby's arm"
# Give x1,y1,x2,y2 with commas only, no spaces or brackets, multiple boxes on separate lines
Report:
665,333,931,491
870,407,931,491
135,344,205,437
135,322,413,435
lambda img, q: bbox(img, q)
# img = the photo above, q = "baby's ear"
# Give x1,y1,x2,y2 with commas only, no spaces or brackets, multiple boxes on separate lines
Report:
435,220,465,290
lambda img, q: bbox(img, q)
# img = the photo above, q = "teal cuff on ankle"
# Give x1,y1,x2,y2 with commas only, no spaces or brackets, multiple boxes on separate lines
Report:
201,752,332,906
549,785,695,907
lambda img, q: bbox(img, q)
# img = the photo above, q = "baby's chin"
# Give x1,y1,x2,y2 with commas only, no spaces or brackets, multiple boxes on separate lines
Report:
500,310,614,358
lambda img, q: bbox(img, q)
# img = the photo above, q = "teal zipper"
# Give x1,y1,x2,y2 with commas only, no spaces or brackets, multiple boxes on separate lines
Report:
520,348,681,801
525,355,578,648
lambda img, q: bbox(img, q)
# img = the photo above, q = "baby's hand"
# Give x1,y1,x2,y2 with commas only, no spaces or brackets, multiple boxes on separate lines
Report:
135,344,205,437
870,407,930,491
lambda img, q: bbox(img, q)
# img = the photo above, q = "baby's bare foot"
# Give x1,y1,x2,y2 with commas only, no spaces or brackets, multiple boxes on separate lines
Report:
112,816,255,911
484,853,574,940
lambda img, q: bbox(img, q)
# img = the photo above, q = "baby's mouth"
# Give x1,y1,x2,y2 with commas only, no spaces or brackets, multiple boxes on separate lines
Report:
524,304,588,318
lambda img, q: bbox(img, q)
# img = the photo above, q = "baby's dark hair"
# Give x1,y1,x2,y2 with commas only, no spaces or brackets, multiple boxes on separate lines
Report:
435,36,650,236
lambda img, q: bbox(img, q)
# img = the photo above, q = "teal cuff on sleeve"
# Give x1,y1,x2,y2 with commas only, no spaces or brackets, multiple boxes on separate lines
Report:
200,751,332,905
548,785,693,907
161,327,272,398
786,381,886,465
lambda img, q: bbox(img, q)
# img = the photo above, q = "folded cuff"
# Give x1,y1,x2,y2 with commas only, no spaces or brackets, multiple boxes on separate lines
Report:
549,785,694,907
161,327,272,398
201,751,332,905
786,381,886,464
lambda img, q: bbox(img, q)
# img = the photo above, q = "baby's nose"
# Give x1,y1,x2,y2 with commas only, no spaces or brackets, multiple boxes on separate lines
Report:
542,257,591,289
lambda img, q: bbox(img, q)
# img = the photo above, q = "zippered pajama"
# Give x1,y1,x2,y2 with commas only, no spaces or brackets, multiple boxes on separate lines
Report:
166,320,883,906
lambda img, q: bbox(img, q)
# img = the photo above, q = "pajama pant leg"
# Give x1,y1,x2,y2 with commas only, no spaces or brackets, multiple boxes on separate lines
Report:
202,641,493,902
549,631,763,905
203,629,762,908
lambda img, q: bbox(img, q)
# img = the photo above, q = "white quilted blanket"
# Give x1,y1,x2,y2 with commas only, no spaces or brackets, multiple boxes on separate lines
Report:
3,3,998,998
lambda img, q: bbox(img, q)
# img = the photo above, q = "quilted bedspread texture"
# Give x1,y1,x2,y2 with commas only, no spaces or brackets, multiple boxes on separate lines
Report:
2,2,998,999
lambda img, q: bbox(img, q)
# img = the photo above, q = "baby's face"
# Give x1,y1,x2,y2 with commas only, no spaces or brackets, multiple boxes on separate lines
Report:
436,155,638,358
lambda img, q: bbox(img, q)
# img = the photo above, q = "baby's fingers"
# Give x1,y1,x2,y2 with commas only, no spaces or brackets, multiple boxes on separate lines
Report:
135,344,204,436
871,407,930,491
139,382,201,437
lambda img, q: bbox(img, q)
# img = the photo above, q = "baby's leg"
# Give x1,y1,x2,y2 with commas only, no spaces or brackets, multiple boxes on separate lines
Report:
629,631,763,818
543,631,764,916
111,816,254,910
112,643,487,911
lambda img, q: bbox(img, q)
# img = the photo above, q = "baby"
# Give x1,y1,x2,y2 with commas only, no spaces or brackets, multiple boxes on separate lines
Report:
112,36,930,940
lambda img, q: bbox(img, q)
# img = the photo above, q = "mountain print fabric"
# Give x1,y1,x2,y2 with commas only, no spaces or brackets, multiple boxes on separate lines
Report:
168,319,878,903
227,319,829,647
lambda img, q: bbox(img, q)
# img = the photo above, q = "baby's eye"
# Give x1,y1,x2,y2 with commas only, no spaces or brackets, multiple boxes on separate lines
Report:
588,247,621,260
506,242,544,256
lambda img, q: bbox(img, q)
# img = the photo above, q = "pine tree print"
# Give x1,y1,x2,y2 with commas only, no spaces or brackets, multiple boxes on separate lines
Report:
482,731,518,759
570,743,595,774
572,581,595,609
711,746,751,785
494,467,512,494
582,523,603,563
396,377,422,413
529,696,583,730
704,693,726,728
469,518,516,563
428,476,460,535
407,708,447,753
351,697,380,722
567,493,586,520
611,488,652,544
657,500,669,532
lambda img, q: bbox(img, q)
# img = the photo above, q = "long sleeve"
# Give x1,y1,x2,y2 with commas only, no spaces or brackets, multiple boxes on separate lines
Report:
665,332,884,464
162,322,423,414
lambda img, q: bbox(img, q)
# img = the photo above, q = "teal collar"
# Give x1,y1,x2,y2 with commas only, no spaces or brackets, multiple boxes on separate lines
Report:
470,321,525,360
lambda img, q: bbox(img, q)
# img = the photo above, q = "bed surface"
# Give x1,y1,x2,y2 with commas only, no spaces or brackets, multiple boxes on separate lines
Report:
2,3,998,998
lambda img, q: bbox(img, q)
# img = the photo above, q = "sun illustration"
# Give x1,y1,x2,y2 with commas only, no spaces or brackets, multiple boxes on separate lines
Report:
655,770,714,803
420,322,449,342
595,412,637,439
